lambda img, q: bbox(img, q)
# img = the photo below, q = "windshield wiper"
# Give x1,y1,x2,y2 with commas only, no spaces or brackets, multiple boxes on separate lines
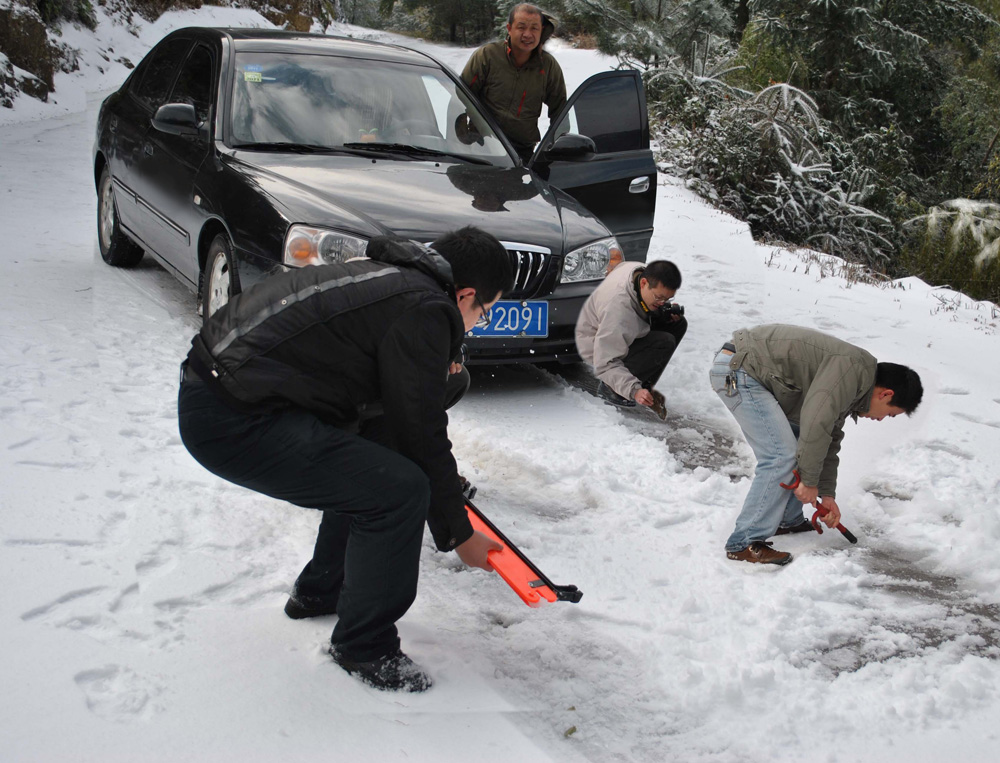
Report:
341,142,492,165
231,141,372,157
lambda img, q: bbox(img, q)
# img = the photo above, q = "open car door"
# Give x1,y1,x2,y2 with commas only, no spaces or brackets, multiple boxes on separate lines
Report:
529,70,656,261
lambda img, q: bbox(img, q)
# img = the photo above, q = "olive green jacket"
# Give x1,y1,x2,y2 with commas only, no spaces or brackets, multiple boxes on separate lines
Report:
461,24,567,152
728,324,877,496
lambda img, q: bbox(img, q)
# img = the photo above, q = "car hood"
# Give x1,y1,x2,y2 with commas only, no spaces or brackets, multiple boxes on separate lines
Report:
224,152,609,253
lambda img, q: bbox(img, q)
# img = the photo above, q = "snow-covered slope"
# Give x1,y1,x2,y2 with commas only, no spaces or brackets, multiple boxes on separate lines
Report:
1,7,998,762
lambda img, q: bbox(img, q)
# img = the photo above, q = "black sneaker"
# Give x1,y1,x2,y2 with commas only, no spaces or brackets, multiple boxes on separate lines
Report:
284,590,338,620
597,381,636,407
329,647,433,693
775,519,816,536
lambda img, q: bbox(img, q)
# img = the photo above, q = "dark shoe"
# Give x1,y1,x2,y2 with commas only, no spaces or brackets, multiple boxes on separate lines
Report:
726,541,793,566
284,591,338,620
597,381,636,408
329,647,433,693
775,519,816,536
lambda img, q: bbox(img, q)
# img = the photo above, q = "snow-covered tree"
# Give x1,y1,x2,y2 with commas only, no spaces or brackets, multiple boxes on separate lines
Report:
743,0,997,148
561,0,732,70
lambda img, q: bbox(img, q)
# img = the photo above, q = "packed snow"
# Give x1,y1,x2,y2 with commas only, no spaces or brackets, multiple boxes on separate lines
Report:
1,7,999,762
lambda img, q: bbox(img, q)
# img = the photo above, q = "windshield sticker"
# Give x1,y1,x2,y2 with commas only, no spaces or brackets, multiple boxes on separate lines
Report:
244,71,263,83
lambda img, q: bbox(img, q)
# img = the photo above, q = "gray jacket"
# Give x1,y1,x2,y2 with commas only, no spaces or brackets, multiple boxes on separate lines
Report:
575,262,650,400
727,324,877,496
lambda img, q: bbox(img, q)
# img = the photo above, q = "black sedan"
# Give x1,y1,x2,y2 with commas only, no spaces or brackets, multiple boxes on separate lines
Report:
93,28,656,363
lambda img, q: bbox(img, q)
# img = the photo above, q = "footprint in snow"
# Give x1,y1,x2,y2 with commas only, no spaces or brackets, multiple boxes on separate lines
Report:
20,586,107,621
812,316,846,332
921,440,975,460
952,411,1000,429
73,665,162,722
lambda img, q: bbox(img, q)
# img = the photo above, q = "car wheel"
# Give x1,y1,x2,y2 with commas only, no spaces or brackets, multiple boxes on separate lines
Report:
201,233,239,322
97,166,143,267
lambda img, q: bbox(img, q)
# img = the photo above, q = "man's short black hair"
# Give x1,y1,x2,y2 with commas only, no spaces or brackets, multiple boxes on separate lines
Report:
875,362,923,414
433,226,514,301
642,260,682,290
508,3,544,24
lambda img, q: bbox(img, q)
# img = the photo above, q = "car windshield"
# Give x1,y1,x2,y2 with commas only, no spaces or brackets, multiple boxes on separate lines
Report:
230,51,514,167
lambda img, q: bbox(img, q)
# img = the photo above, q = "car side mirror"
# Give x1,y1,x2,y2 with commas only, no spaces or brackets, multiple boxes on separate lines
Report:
542,133,596,161
152,103,202,137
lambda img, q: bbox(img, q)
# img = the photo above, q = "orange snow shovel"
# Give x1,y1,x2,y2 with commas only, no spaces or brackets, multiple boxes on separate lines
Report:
465,499,583,608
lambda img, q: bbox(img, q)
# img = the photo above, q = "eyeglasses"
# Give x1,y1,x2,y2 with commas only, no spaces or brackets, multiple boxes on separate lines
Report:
474,295,492,329
648,289,675,307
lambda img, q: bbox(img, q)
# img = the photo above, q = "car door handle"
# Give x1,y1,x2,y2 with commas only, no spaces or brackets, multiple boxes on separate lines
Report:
143,143,154,156
629,177,650,194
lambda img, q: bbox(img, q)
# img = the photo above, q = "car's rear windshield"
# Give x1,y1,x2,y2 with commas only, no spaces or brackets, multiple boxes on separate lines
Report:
230,51,513,166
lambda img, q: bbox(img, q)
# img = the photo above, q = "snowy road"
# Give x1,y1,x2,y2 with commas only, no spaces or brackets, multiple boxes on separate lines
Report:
3,10,1000,763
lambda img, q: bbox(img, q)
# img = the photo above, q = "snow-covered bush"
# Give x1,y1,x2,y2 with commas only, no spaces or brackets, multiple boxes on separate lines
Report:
653,63,895,267
902,199,1000,303
36,0,96,28
640,0,1000,290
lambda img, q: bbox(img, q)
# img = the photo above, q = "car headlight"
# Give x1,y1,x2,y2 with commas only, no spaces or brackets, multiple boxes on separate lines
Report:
283,225,368,267
560,237,624,283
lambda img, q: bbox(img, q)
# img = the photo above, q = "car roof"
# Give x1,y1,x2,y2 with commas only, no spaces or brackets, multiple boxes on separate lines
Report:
178,27,439,67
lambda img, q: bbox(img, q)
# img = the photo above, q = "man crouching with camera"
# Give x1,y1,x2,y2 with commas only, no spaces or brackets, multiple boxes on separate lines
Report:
575,260,686,417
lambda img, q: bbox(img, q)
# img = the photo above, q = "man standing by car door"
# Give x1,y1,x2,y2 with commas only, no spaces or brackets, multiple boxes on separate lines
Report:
575,259,687,414
177,227,513,692
710,324,923,566
461,4,567,162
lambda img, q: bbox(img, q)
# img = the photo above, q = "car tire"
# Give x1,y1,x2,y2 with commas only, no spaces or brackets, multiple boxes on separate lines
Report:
97,166,144,267
201,233,239,322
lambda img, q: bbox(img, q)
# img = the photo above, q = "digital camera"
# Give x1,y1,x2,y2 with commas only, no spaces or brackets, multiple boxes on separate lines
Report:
658,303,685,317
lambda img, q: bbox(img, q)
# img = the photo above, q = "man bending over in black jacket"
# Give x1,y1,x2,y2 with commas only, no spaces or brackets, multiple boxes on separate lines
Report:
177,227,513,692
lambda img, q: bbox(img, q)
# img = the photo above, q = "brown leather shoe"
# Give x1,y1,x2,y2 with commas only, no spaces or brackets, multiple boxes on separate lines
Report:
726,541,793,565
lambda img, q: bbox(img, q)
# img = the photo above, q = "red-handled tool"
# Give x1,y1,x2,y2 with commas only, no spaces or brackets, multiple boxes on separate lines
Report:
465,499,582,608
778,469,802,491
780,470,858,544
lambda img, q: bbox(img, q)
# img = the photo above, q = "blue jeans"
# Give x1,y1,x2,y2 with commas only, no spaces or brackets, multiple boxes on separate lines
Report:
709,349,806,551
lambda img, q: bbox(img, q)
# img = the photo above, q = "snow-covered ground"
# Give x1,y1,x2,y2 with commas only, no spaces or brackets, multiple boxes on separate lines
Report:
2,7,999,762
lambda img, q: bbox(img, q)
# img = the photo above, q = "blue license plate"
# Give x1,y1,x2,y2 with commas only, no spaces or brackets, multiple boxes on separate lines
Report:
470,300,548,337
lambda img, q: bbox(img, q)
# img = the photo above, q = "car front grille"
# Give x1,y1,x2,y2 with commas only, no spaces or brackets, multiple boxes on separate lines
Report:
502,242,552,299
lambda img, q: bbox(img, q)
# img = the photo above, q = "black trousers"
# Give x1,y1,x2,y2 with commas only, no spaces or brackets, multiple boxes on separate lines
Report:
623,316,688,389
177,367,470,662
